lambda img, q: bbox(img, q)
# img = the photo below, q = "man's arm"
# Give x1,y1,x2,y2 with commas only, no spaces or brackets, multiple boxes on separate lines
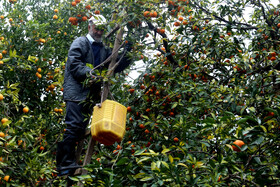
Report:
68,38,92,82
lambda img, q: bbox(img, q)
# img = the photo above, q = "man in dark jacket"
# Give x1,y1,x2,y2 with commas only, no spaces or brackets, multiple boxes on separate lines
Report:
56,15,132,176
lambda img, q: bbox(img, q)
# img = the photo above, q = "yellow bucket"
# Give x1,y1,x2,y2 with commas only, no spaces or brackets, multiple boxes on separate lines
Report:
91,100,127,146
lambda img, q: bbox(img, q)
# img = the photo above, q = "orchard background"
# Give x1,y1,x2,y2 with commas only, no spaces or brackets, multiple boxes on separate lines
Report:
0,0,280,186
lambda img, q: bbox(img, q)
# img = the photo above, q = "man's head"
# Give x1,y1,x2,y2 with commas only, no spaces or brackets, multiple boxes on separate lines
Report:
88,15,107,42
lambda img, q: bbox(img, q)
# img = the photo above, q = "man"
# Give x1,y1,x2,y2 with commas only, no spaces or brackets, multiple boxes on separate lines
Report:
56,15,132,176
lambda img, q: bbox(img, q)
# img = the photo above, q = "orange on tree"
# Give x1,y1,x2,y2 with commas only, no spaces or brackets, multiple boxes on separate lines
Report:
85,5,91,10
143,11,150,17
75,0,81,3
0,132,5,138
3,175,9,182
232,140,245,152
1,118,8,124
54,9,58,13
94,10,100,15
71,1,76,6
0,15,4,19
174,137,179,142
23,107,29,113
0,93,3,101
53,15,58,19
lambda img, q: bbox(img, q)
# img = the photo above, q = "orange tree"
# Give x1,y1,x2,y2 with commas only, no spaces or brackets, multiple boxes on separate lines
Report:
0,0,280,186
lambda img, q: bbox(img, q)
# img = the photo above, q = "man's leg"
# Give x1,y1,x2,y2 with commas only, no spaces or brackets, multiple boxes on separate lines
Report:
56,101,92,176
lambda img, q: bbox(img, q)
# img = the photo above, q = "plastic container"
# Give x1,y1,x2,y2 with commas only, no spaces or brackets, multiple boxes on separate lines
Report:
91,100,127,146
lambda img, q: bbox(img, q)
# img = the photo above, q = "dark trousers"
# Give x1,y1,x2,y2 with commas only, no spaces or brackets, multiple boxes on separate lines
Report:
56,101,93,171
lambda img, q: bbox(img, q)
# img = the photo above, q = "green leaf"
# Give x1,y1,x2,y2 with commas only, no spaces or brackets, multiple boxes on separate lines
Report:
252,136,264,145
134,149,146,156
117,157,129,166
140,176,153,181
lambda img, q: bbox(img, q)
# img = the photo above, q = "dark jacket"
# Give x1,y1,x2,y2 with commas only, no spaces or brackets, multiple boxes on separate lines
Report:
63,36,131,102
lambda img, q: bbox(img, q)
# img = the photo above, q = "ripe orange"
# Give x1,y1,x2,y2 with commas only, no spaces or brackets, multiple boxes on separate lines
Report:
0,15,4,19
0,93,3,101
40,146,44,151
0,157,3,162
116,144,121,150
71,1,76,6
174,22,180,26
277,23,280,28
144,129,149,134
94,10,100,15
178,16,183,21
9,18,13,22
23,107,29,113
127,106,132,112
129,88,135,94
85,5,91,10
0,132,5,138
37,67,42,73
174,137,179,142
232,140,245,152
3,175,9,182
75,0,81,3
270,56,276,61
1,118,8,124
140,85,145,89
139,124,145,129
143,11,150,17
54,9,58,13
53,15,58,19
150,11,157,17
82,16,87,21
2,50,7,54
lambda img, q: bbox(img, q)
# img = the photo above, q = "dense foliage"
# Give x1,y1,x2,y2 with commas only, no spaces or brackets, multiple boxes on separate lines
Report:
0,0,279,186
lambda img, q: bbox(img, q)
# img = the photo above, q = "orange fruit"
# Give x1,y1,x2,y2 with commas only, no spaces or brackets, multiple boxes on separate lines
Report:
116,144,121,150
23,107,29,113
37,67,42,73
178,16,183,21
0,132,5,138
0,15,4,19
40,146,44,151
0,157,3,162
1,118,8,124
144,129,149,134
3,175,9,182
143,11,150,17
139,124,145,129
174,22,180,26
270,56,276,61
0,61,3,65
85,5,91,10
0,93,3,101
9,18,13,22
54,9,58,13
82,16,87,21
2,50,7,54
174,137,179,142
151,11,157,17
71,1,76,6
127,106,132,112
277,23,280,28
75,0,81,3
129,88,135,94
182,20,188,25
53,15,58,19
94,10,100,15
232,140,245,152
